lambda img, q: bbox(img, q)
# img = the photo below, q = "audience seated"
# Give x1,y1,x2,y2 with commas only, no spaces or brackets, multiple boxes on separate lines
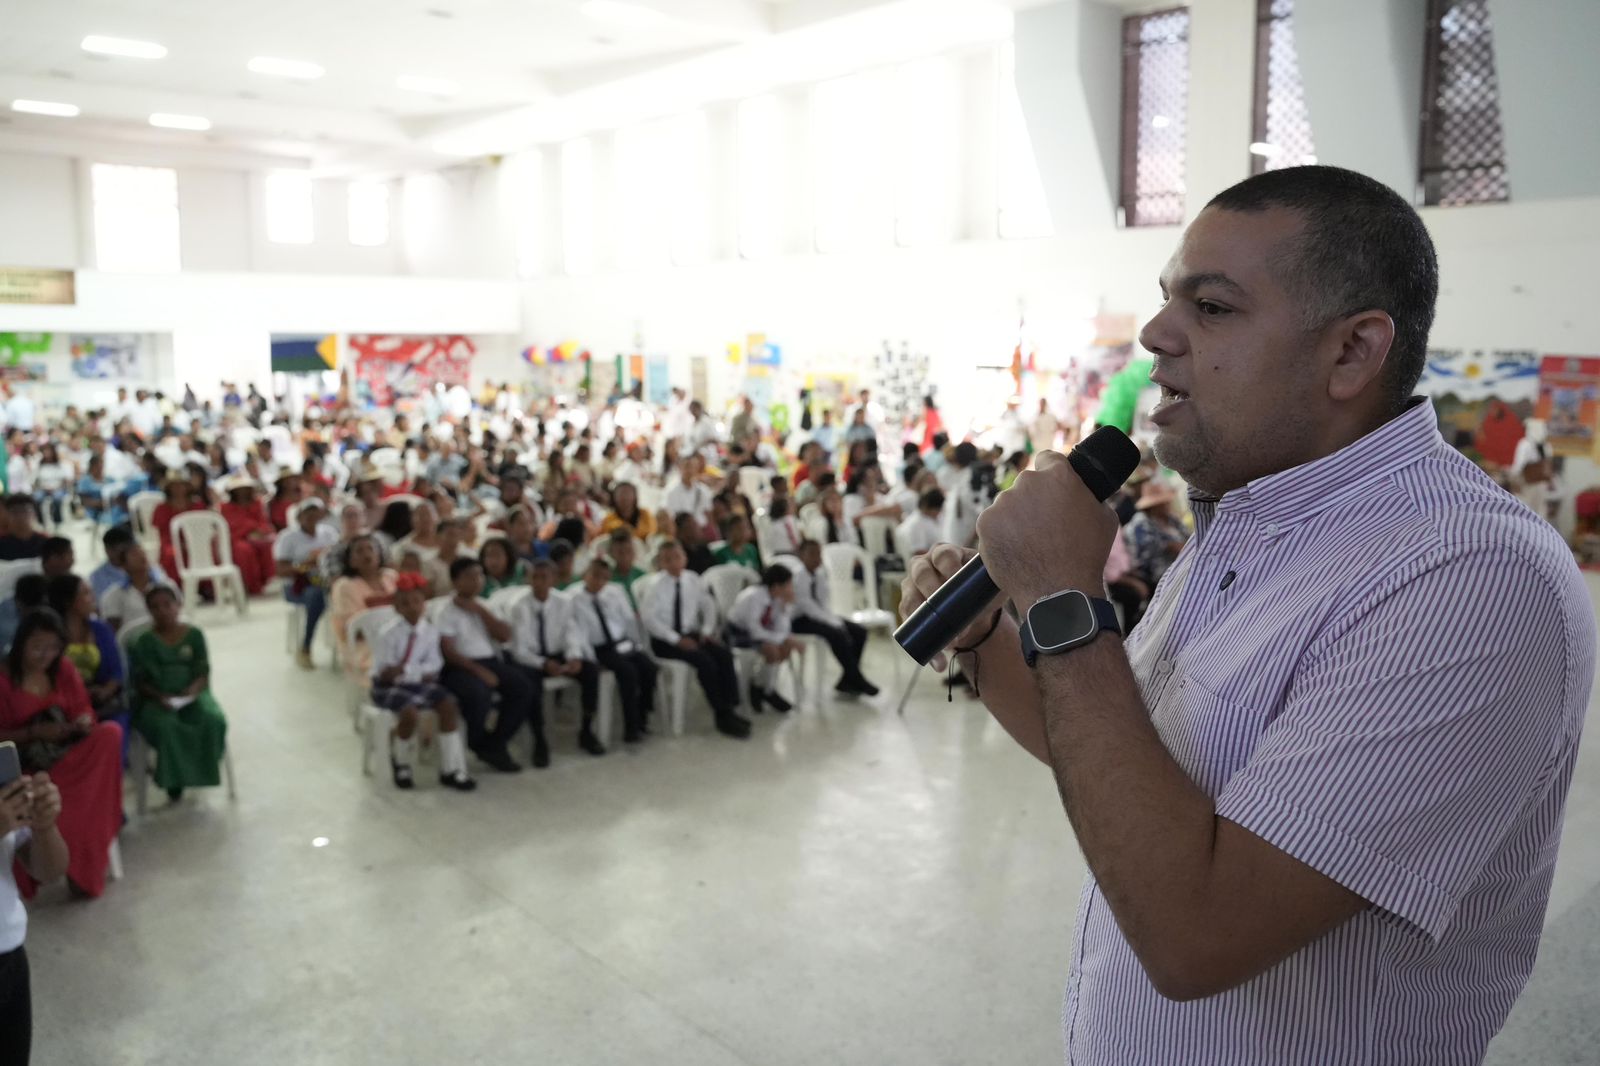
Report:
47,575,127,734
367,573,476,791
0,610,123,899
600,482,655,540
604,529,647,610
673,513,715,575
478,536,527,598
641,540,749,739
273,498,338,669
99,544,171,634
508,559,603,754
0,496,48,561
0,540,72,653
895,490,945,559
546,539,578,589
391,500,442,566
727,565,802,713
789,540,879,697
217,477,276,596
765,498,803,557
151,474,205,580
329,534,398,683
437,557,545,772
712,514,762,572
127,586,229,803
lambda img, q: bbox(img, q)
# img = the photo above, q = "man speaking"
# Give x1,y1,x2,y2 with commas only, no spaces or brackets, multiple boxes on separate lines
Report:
902,166,1594,1064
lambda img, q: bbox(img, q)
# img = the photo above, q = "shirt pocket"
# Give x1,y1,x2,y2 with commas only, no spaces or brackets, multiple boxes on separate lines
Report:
1151,670,1271,797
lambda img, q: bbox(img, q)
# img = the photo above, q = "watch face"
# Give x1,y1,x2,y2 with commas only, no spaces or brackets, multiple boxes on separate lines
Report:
1029,590,1096,650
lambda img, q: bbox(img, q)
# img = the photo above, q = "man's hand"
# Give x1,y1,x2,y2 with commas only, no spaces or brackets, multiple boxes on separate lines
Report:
976,450,1118,607
475,666,499,688
561,660,584,677
27,773,60,831
376,665,403,685
542,660,563,677
677,637,697,651
899,543,1004,671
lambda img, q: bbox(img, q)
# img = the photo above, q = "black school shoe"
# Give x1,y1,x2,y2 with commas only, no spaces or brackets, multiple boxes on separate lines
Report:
763,689,793,713
475,745,522,773
747,683,767,714
715,712,753,739
578,730,607,756
439,772,477,792
392,761,415,790
532,737,551,769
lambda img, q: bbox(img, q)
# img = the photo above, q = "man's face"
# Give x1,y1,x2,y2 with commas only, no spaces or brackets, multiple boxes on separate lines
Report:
1139,206,1332,497
454,564,485,598
800,544,821,571
396,588,426,625
530,565,554,599
583,566,609,594
660,545,686,575
299,506,325,533
612,540,635,571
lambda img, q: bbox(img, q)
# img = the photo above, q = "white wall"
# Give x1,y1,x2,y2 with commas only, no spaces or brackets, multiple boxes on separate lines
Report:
0,153,80,268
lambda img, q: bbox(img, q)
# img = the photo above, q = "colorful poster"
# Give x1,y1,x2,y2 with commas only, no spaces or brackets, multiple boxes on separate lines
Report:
1534,355,1600,457
1419,348,1540,402
0,362,47,383
0,333,51,365
645,356,670,405
270,334,338,374
70,334,142,379
349,334,474,406
749,341,781,368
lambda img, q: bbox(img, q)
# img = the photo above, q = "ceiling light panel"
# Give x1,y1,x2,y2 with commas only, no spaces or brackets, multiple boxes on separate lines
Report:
11,99,80,117
150,113,211,131
81,35,168,59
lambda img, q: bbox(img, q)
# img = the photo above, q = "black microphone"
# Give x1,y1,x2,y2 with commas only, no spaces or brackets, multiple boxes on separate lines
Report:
894,426,1142,665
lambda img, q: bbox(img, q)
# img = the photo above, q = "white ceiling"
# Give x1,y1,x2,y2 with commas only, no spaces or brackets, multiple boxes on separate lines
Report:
0,0,1026,175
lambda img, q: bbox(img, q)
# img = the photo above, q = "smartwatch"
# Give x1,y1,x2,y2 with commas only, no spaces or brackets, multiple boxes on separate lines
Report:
1019,589,1122,667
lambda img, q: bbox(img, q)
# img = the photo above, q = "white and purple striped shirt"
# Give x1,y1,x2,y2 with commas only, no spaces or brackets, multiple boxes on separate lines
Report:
1065,399,1594,1064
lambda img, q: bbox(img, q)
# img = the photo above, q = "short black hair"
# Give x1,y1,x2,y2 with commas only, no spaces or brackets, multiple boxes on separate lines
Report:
547,538,575,564
102,524,135,552
4,494,31,512
41,537,73,563
449,556,482,581
1205,165,1438,413
8,608,66,682
919,489,946,512
761,565,792,589
13,574,47,610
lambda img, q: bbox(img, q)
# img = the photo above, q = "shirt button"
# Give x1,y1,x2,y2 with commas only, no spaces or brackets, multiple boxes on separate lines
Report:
1264,523,1279,537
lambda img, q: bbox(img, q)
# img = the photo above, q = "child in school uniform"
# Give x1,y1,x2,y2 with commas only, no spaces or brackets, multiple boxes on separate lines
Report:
727,565,805,713
368,572,477,792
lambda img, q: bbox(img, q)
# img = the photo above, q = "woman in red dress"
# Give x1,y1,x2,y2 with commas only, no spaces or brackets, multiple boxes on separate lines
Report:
151,475,206,581
266,472,303,531
0,610,123,898
218,477,273,595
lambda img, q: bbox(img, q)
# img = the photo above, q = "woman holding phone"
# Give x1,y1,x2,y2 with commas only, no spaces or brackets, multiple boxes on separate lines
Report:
0,753,68,1064
0,610,123,899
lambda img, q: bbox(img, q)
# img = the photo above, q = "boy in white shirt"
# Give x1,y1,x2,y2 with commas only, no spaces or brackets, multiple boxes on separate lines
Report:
569,558,659,744
437,557,543,772
641,540,751,739
727,566,803,713
273,499,339,669
506,560,607,756
895,489,945,559
368,574,476,792
1,765,66,1062
789,539,880,697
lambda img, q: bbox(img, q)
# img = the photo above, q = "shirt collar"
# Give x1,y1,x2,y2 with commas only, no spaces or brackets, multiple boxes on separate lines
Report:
1190,398,1441,536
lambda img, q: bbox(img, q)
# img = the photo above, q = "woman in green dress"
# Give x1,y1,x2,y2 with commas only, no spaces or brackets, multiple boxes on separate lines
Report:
128,585,228,800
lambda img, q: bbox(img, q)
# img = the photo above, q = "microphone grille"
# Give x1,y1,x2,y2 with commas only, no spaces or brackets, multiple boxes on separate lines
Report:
1071,426,1143,501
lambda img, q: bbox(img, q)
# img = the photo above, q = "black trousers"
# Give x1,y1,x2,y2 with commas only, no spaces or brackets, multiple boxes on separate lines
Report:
792,616,868,683
544,656,601,725
443,657,543,752
0,945,30,1066
650,637,738,717
593,645,658,735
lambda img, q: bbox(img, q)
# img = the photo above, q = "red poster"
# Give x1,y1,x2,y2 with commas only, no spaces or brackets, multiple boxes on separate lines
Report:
350,334,475,406
1534,355,1600,457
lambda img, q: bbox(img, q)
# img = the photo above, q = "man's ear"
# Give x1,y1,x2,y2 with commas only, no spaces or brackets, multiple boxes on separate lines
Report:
1326,310,1395,403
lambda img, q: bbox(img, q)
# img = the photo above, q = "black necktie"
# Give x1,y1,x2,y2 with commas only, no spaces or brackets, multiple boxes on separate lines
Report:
673,578,683,634
537,604,548,656
593,595,615,646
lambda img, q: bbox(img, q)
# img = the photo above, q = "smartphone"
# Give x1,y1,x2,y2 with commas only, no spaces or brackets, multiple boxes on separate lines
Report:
0,741,20,791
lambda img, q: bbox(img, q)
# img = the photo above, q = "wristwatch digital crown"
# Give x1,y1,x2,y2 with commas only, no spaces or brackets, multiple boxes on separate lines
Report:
1019,589,1122,667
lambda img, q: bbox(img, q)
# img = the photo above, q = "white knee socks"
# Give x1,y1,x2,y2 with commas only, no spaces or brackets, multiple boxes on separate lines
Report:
437,728,467,777
391,733,418,769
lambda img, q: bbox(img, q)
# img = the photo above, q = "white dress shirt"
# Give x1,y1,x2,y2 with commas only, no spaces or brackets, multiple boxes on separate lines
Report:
729,586,792,644
274,525,339,566
571,583,639,652
767,515,803,556
896,513,942,557
508,590,587,667
664,480,714,523
371,615,445,685
791,565,844,628
435,599,496,660
640,570,716,644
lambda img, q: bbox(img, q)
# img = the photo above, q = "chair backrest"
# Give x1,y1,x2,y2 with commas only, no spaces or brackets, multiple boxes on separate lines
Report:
770,553,803,576
171,511,234,574
368,447,401,471
859,515,897,560
0,558,42,601
821,542,869,614
128,491,165,544
703,563,758,619
118,618,153,669
737,466,769,504
349,606,398,654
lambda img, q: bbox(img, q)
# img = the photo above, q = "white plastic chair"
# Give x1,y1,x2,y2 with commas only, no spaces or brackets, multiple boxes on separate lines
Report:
348,607,402,770
821,542,897,634
119,618,239,816
127,491,165,552
703,564,758,620
769,554,829,701
634,572,693,736
170,511,249,617
737,466,770,506
485,583,619,746
0,558,42,601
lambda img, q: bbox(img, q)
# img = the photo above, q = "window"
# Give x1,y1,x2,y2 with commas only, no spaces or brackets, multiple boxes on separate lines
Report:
347,181,390,246
811,72,893,253
667,112,711,265
1419,0,1508,206
91,164,181,272
737,94,784,259
561,138,595,275
1250,0,1316,173
996,42,1054,240
1119,8,1189,227
892,56,959,247
507,151,543,279
265,173,314,244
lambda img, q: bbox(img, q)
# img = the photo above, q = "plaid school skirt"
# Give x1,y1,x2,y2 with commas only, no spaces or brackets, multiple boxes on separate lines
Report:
369,680,450,712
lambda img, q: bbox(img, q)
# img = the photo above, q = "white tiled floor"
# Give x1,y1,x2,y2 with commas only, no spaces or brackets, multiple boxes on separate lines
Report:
24,577,1600,1064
